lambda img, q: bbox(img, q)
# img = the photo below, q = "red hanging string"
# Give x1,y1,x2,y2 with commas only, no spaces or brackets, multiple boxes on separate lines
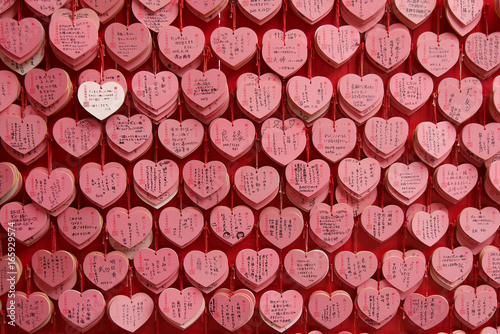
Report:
127,178,131,215
425,262,429,296
128,266,133,299
230,181,234,213
432,92,437,125
332,90,337,130
380,178,385,209
282,0,287,43
306,131,310,165
409,43,413,78
73,81,79,122
384,89,389,120
99,39,105,85
204,309,208,334
354,218,358,253
20,87,26,119
255,223,260,252
436,3,441,43
482,95,487,127
100,135,105,173
51,222,56,253
127,91,132,118
204,131,209,165
307,42,313,81
22,176,26,207
449,219,455,249
179,260,183,292
279,177,284,213
179,176,183,215
454,135,459,169
203,47,212,74
330,176,335,213
79,264,84,295
303,306,308,333
459,46,464,92
328,263,333,297
45,37,50,71
154,130,158,164
255,133,259,170
179,0,184,34
474,261,478,290
426,177,433,212
17,0,21,22
178,96,183,124
449,305,454,334
103,226,108,258
484,2,489,37
354,305,358,334
304,221,309,254
229,264,235,298
230,0,236,32
47,135,52,177
335,0,340,27
126,0,131,27
71,0,76,25
279,262,283,295
230,92,234,124
256,45,261,84
386,0,391,35
152,42,158,76
356,134,362,162
282,86,286,133
76,174,81,212
478,177,483,211
359,42,364,78
405,140,410,165
25,265,31,296
204,221,209,254
154,216,158,253
402,220,407,259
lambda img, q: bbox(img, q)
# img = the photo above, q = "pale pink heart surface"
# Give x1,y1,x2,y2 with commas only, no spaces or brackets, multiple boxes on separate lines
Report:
389,72,434,112
210,205,254,245
131,70,178,110
158,119,204,159
107,207,152,248
459,207,500,244
260,290,303,328
382,253,426,292
106,114,152,153
0,18,44,63
361,205,405,242
210,118,256,160
31,250,76,287
262,29,308,78
83,251,129,291
465,32,500,74
337,158,381,197
53,117,101,158
431,246,473,284
10,292,53,333
312,118,357,163
49,16,98,60
181,69,227,108
0,115,47,154
183,160,227,198
365,24,411,71
308,291,353,329
259,207,303,249
159,207,204,248
0,70,20,112
284,249,329,288
26,167,74,211
58,289,105,331
133,159,179,197
404,293,449,330
357,287,400,323
386,162,428,202
105,23,150,62
416,32,459,77
79,162,127,208
0,202,48,243
237,0,281,23
461,123,500,161
438,84,482,124
24,68,69,107
411,210,449,246
448,0,482,25
134,247,178,285
157,25,205,68
434,163,478,202
455,288,497,329
415,121,456,159
261,118,307,166
57,207,101,248
314,25,360,67
210,27,257,69
334,251,378,288
183,250,228,288
209,290,254,330
158,287,204,328
236,248,279,287
364,117,408,155
108,293,154,331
